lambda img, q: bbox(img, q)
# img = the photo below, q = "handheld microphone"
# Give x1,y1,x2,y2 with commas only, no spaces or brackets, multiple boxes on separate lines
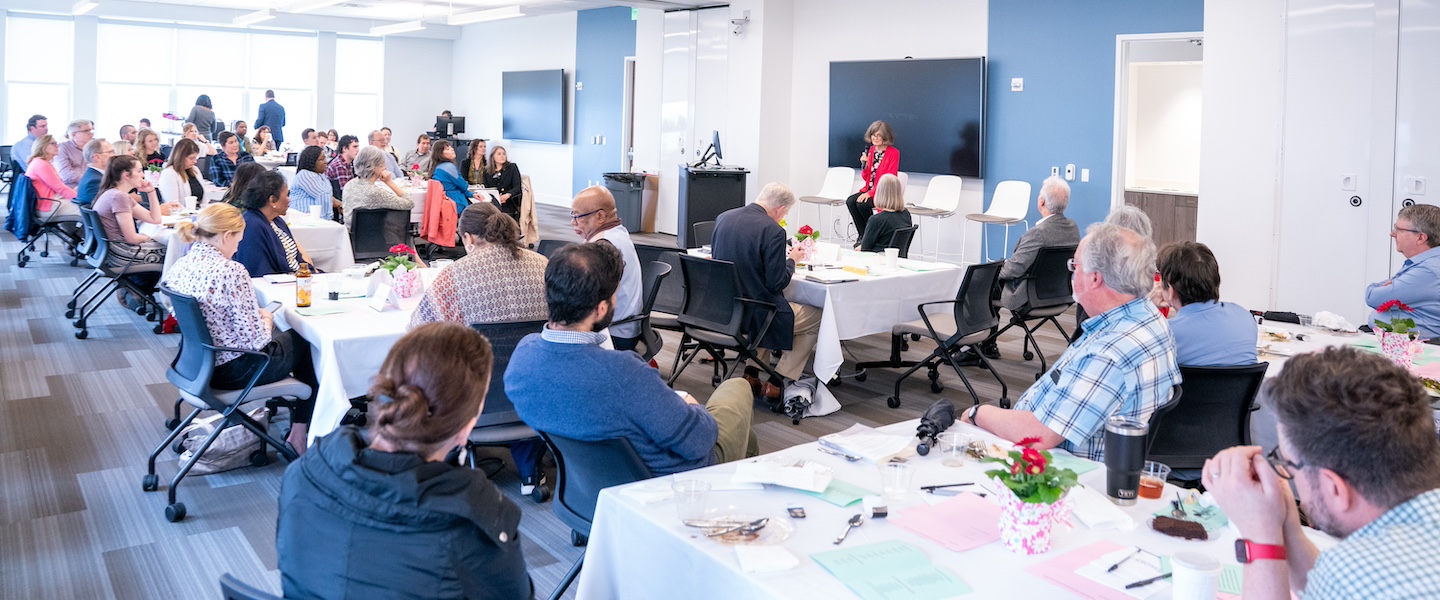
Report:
915,398,957,456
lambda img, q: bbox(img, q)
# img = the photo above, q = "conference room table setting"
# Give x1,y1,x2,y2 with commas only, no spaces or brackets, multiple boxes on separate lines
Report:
400,179,501,223
579,419,1339,599
140,210,356,277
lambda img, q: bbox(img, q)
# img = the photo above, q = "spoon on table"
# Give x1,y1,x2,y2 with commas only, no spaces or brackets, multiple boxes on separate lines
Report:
834,514,864,545
1172,492,1188,519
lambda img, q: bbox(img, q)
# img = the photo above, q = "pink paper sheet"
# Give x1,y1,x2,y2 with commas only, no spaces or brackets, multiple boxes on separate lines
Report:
890,492,1001,552
1026,540,1136,600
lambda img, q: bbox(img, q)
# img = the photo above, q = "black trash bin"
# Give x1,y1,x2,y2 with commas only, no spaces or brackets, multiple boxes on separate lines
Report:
604,172,647,232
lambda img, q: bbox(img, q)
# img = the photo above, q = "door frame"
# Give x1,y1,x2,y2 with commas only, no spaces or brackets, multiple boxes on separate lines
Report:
1109,31,1204,210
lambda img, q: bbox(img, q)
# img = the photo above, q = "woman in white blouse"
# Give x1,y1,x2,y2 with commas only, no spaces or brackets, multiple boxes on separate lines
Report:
340,145,413,227
182,123,213,158
156,139,206,209
163,203,318,453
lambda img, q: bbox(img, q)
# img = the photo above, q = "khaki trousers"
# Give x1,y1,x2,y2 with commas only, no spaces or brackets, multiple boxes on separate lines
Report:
755,303,823,381
705,378,760,462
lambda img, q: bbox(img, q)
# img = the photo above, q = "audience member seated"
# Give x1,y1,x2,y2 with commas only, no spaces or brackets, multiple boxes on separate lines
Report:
845,120,900,240
55,119,94,188
506,242,759,475
857,173,912,252
368,130,404,178
209,132,254,187
484,145,524,224
967,223,1179,460
77,138,113,206
999,176,1080,310
182,123,213,158
403,134,432,175
92,155,169,307
252,126,275,156
1106,204,1153,238
569,186,642,350
381,127,402,166
711,182,821,400
222,162,266,207
12,114,46,169
325,129,338,153
118,124,136,144
341,146,413,226
233,121,251,154
234,171,315,277
1204,347,1440,599
185,94,216,140
461,139,487,185
163,203,317,452
26,135,81,220
134,128,165,169
1156,241,1257,366
325,134,360,190
1366,204,1440,337
156,139,205,209
277,322,531,600
289,146,341,220
426,140,473,212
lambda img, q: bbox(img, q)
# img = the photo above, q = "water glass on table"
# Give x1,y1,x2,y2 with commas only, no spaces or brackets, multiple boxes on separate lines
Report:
878,462,916,503
672,479,711,521
1138,461,1170,500
938,432,972,467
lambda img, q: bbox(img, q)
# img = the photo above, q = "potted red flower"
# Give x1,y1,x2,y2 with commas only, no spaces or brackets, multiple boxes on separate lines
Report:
793,224,820,261
983,437,1080,554
1374,299,1423,366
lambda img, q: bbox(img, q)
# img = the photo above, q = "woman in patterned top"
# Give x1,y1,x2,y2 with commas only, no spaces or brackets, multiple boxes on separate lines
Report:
233,171,316,277
163,203,318,453
341,146,413,227
411,202,548,327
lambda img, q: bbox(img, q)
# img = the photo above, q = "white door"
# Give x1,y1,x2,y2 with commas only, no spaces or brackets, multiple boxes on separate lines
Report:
1392,0,1440,263
657,10,696,235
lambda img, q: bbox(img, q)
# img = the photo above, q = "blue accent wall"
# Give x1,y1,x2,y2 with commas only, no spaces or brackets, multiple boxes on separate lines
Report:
983,0,1204,258
572,7,636,196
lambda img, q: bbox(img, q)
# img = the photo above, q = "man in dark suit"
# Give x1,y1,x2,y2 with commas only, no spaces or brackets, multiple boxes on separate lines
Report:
711,183,822,400
254,90,286,144
77,138,112,206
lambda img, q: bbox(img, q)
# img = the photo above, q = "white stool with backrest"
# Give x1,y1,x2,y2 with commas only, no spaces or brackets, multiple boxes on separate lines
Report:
798,167,856,243
907,175,963,262
965,180,1031,262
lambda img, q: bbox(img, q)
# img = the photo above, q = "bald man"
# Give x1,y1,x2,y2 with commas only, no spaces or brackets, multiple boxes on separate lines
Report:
571,186,644,349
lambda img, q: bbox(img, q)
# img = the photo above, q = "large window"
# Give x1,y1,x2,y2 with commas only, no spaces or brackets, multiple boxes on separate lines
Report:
5,16,73,144
333,37,383,140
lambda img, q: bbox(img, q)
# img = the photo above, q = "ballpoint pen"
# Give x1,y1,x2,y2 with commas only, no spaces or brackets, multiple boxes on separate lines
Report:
919,483,974,491
1105,548,1141,573
1124,573,1171,589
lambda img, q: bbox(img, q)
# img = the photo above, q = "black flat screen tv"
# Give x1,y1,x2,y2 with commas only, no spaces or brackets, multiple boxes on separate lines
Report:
828,58,986,178
502,69,565,144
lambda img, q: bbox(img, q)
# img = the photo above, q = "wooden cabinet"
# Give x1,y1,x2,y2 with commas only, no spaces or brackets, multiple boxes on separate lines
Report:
1124,190,1199,248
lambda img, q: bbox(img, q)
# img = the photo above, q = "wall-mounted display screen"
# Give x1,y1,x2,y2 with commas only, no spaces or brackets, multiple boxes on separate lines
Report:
502,69,565,144
828,58,987,178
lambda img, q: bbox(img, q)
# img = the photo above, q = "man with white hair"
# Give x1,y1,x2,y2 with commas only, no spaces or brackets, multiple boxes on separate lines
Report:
77,138,113,206
367,129,404,178
966,223,1180,461
55,119,95,187
711,183,823,404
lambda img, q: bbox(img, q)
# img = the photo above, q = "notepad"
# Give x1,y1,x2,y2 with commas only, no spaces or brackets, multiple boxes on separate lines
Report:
262,274,296,284
801,478,876,507
889,492,1000,552
819,424,911,462
1076,547,1168,599
805,269,861,284
295,305,350,317
811,541,971,600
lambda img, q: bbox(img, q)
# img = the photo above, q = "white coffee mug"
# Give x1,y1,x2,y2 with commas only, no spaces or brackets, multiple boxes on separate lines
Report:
309,206,322,219
884,247,900,268
1171,551,1221,600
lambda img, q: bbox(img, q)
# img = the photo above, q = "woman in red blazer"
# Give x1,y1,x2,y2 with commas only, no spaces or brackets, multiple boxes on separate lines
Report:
846,120,900,240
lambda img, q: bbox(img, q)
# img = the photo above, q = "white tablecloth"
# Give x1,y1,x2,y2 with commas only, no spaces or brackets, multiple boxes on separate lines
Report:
784,252,966,382
252,269,440,445
141,213,355,276
403,182,500,223
253,155,286,170
578,419,1336,599
276,166,296,185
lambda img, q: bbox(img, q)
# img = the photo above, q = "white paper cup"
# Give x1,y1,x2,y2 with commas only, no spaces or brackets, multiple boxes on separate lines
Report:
884,247,900,268
185,195,198,210
1171,551,1222,600
309,206,322,218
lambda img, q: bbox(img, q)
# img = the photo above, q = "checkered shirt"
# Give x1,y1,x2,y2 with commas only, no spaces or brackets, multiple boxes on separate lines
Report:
1302,488,1440,599
1014,297,1180,460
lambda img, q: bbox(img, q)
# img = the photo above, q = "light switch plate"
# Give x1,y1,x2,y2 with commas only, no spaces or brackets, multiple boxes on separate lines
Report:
1011,78,1023,92
1081,168,1090,183
1051,166,1059,177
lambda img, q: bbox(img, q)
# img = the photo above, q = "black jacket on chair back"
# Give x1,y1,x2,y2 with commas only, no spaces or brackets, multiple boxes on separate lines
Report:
711,202,796,351
277,426,532,600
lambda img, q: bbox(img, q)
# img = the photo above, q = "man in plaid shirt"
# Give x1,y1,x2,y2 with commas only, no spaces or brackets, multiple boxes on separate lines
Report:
325,134,359,189
1205,347,1440,599
966,223,1179,461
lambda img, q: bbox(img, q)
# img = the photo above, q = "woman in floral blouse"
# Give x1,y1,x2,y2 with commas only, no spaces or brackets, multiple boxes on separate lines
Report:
410,202,548,327
163,203,318,453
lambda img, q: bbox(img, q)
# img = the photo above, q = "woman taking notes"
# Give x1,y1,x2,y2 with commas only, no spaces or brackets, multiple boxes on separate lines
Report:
426,140,473,213
858,173,912,253
845,120,900,240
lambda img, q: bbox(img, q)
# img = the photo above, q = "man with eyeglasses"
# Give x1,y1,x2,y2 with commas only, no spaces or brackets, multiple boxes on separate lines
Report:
569,185,644,350
55,119,95,188
964,223,1179,460
77,138,114,207
1365,204,1440,337
1204,346,1440,599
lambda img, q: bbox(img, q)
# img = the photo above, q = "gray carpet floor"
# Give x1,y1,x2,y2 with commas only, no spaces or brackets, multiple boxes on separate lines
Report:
0,203,1076,599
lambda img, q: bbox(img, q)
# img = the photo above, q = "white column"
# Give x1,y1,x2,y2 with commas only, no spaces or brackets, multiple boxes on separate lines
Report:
72,15,99,122
316,31,337,130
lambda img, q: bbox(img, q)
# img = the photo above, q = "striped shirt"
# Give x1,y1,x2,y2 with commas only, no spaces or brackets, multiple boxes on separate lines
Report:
1303,488,1440,599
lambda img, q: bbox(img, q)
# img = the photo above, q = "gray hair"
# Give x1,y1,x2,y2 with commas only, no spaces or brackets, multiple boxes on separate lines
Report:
1105,205,1153,239
353,146,389,179
1398,204,1440,249
1080,223,1156,297
83,138,110,164
367,129,383,145
1040,176,1070,214
66,119,93,137
755,182,796,210
873,173,905,211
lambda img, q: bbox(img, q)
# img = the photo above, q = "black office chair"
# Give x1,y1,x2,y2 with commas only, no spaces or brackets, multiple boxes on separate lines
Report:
467,320,550,503
691,220,716,248
349,208,412,262
1147,364,1268,470
856,261,1010,409
667,254,781,390
145,284,309,522
65,205,105,320
329,178,344,223
539,431,655,600
610,260,672,362
535,239,573,259
70,207,167,339
0,145,13,195
993,245,1078,379
13,174,82,268
218,573,283,600
1145,384,1185,457
887,224,919,259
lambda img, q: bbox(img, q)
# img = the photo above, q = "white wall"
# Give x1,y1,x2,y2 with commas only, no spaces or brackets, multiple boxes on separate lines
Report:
451,13,577,208
1197,0,1285,311
383,37,454,160
1127,62,1202,192
630,9,664,176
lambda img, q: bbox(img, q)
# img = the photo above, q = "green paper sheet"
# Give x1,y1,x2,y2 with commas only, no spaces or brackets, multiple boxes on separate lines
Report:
812,541,971,600
1049,451,1102,475
802,479,878,507
295,305,351,317
1160,556,1244,595
1151,502,1229,532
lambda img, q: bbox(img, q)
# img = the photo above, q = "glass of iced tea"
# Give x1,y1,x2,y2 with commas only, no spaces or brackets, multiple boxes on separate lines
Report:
1138,461,1171,499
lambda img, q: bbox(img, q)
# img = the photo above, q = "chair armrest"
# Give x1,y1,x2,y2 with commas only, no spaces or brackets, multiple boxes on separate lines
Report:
612,313,646,327
201,343,275,403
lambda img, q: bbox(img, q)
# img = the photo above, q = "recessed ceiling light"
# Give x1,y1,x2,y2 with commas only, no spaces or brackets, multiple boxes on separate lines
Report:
286,0,347,13
233,8,277,26
72,0,99,15
370,20,426,36
447,5,524,26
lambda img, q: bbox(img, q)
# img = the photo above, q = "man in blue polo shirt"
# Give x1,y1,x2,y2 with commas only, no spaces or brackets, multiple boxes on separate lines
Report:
1156,241,1257,366
1366,203,1440,337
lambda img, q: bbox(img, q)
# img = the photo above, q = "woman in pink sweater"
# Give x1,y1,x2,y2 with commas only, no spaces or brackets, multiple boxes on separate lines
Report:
25,134,79,219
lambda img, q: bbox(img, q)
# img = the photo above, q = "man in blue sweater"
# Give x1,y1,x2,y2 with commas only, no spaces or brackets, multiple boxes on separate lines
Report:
506,242,758,475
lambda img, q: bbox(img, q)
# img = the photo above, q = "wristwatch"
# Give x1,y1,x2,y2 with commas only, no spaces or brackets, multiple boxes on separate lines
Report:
966,405,980,426
1234,539,1287,563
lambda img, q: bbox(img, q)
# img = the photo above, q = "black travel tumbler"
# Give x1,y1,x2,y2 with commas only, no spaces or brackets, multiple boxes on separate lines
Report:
1104,416,1147,506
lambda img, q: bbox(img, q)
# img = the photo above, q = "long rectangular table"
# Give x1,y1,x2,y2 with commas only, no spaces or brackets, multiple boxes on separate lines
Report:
578,419,1336,599
142,212,355,276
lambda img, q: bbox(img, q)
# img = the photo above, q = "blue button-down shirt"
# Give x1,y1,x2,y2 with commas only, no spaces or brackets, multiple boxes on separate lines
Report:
1302,488,1440,599
1169,300,1258,366
1367,246,1440,338
1014,297,1180,460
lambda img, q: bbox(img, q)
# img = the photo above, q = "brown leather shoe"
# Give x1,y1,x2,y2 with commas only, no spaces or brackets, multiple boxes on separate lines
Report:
761,382,783,400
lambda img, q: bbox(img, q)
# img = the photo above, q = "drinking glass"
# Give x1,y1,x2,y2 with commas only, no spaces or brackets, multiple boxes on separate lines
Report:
938,432,972,467
878,462,916,503
672,479,711,521
1138,461,1170,499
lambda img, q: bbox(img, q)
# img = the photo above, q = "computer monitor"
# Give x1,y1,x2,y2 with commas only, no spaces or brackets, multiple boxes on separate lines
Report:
711,130,723,162
694,130,723,167
434,115,466,137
